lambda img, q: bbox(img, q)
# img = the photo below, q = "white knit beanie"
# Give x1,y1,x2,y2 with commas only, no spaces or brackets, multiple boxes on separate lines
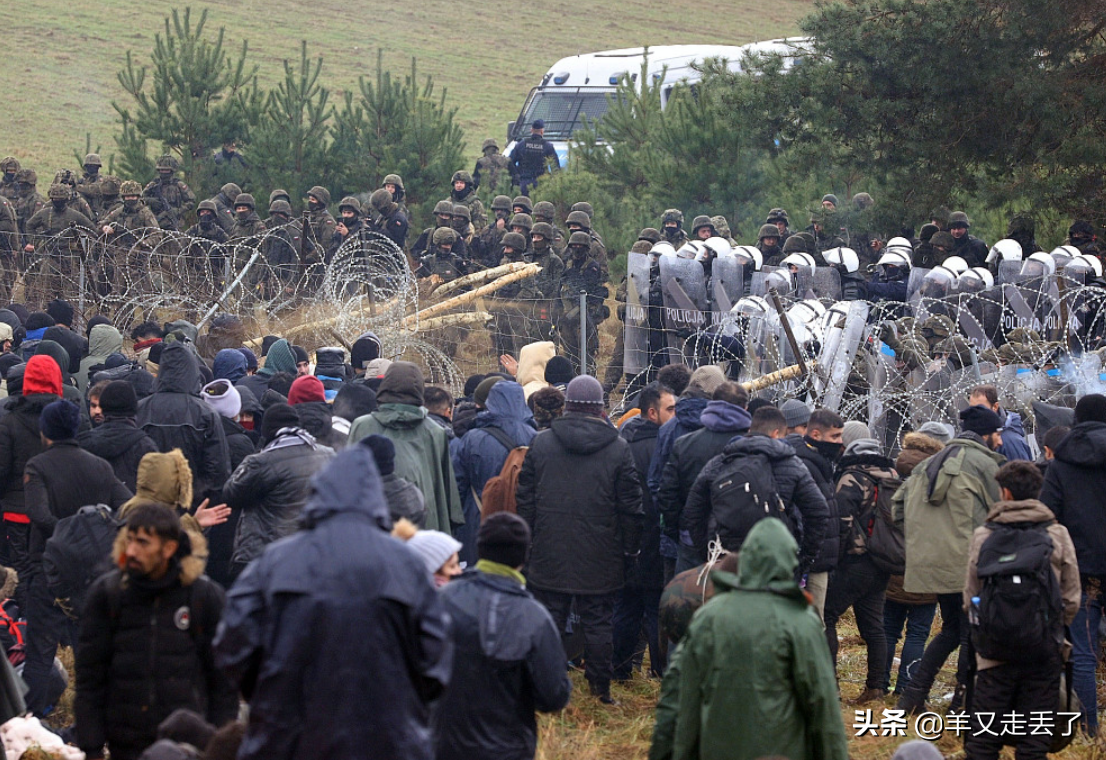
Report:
201,379,241,419
407,530,463,575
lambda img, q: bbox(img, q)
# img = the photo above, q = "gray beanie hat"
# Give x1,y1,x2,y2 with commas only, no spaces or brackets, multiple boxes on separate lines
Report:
407,530,463,575
780,399,812,428
842,420,873,448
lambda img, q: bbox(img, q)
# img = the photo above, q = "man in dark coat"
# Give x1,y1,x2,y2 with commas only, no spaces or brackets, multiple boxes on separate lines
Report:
214,445,453,760
136,343,229,506
516,375,643,703
23,400,131,715
76,503,238,760
434,513,571,760
78,381,158,492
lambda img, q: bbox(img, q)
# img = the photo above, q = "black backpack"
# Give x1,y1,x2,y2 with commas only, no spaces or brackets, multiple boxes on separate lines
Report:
707,453,789,552
42,505,120,619
971,521,1063,664
845,469,905,574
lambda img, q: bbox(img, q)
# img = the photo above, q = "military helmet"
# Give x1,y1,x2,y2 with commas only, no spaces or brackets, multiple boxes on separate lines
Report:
630,240,653,255
338,196,361,213
234,193,256,210
197,199,218,214
571,201,594,219
269,188,291,205
782,235,808,254
369,188,395,214
766,208,789,224
512,195,533,214
0,157,19,173
491,195,512,212
502,231,526,251
15,168,36,185
510,213,533,232
99,175,120,195
481,138,499,151
638,228,662,244
433,199,454,216
565,210,590,230
47,184,69,201
1007,212,1035,236
921,315,954,340
269,199,292,216
452,203,471,221
758,223,780,241
531,222,554,240
83,153,102,167
119,180,142,196
432,227,455,246
662,208,684,224
691,215,713,233
383,173,404,190
934,336,972,368
930,231,956,251
53,169,77,187
307,185,331,206
568,231,591,248
451,170,474,185
219,183,241,201
947,210,971,228
532,201,556,222
155,154,177,170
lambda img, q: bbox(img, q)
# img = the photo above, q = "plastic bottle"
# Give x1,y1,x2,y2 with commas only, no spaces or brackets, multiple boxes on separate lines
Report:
969,596,981,625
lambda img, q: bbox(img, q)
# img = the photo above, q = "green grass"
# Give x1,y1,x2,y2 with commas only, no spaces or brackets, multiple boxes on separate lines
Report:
0,0,814,176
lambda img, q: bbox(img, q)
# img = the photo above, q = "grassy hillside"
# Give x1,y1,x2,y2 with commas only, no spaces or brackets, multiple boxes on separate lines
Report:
1,0,813,175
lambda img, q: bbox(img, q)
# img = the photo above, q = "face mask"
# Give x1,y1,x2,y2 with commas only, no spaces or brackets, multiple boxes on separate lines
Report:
2,173,13,183
569,246,588,261
52,200,67,212
495,210,509,221
124,199,139,211
85,166,99,177
308,199,323,212
159,172,173,183
236,209,251,221
199,213,214,227
532,238,549,252
452,219,466,233
240,417,255,431
664,225,681,240
342,214,357,225
806,435,843,463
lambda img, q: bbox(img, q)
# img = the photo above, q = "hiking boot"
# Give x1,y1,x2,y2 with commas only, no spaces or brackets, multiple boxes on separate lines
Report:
896,689,929,716
850,688,888,705
597,693,619,706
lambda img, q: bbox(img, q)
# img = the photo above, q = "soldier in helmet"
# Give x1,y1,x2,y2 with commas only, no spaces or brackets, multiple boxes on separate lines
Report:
0,195,19,301
660,209,687,246
947,211,988,267
571,200,594,220
100,177,123,217
808,208,844,254
532,201,566,255
261,199,305,295
329,196,365,261
207,182,241,234
1066,220,1103,265
367,187,408,249
417,227,469,281
512,196,533,216
639,228,662,246
143,155,195,231
508,120,559,195
757,223,783,261
473,138,510,193
474,194,513,267
566,209,607,276
75,153,105,217
556,231,608,374
52,169,95,221
412,199,461,259
488,231,530,356
269,188,292,210
229,193,266,243
12,168,44,241
381,173,408,218
710,215,736,246
25,184,95,301
184,199,231,278
520,222,565,341
1003,213,1039,261
691,215,716,241
0,157,20,200
101,181,159,239
451,204,475,248
449,170,486,232
303,185,336,253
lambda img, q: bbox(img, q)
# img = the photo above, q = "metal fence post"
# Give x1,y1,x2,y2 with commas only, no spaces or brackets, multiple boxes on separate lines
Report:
579,290,587,376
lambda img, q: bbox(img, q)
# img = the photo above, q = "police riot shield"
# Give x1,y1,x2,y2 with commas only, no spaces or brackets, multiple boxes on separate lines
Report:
751,266,794,300
709,256,746,320
814,300,869,412
659,256,708,363
996,260,1023,285
905,267,932,300
948,293,994,352
810,267,842,302
999,281,1061,342
725,297,775,384
623,252,652,375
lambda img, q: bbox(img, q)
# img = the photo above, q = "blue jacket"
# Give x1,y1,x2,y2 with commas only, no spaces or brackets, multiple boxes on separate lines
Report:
997,409,1032,462
214,445,453,760
648,397,710,559
453,382,537,565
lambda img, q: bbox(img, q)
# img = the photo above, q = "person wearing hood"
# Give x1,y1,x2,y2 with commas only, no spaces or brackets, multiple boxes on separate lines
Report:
76,503,238,760
823,437,899,704
330,383,377,447
1039,393,1106,735
892,404,1005,716
44,299,87,371
657,381,752,574
287,375,340,448
35,339,83,410
968,384,1031,461
77,324,123,394
237,338,296,403
78,381,159,492
213,348,248,385
452,381,536,565
199,379,255,473
223,402,333,577
348,362,464,534
214,446,453,760
349,332,381,377
516,375,643,704
136,343,230,507
362,435,426,527
660,518,848,760
0,354,62,605
514,341,555,399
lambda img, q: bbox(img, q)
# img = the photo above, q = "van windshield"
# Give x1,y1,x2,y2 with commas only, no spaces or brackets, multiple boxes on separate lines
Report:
515,89,613,142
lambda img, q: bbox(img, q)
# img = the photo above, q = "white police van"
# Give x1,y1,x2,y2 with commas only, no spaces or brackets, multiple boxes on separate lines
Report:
505,39,807,168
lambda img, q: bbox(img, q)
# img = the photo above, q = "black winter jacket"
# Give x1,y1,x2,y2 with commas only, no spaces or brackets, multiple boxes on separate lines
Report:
136,344,229,505
220,415,256,475
624,416,666,590
78,418,159,492
0,393,58,515
434,570,571,760
223,429,334,566
1040,421,1106,576
516,413,644,594
788,435,841,573
681,434,828,570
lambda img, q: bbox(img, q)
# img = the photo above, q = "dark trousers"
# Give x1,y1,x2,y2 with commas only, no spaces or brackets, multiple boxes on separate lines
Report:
674,543,704,575
533,588,617,696
23,574,77,715
612,586,664,679
965,656,1062,760
824,556,889,690
899,592,971,708
4,521,29,609
882,599,937,693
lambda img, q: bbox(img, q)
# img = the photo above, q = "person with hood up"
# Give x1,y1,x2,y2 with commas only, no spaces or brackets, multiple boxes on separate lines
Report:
348,362,463,534
78,381,159,492
212,348,248,385
19,312,54,360
516,375,643,704
136,342,229,507
236,338,297,403
453,381,536,566
362,435,426,527
514,341,555,399
1039,393,1106,734
657,381,752,574
35,339,83,408
223,401,333,577
214,445,453,760
658,518,849,760
77,323,123,394
287,375,339,448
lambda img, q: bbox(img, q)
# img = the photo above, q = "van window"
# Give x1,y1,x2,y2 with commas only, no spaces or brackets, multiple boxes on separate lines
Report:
516,90,613,141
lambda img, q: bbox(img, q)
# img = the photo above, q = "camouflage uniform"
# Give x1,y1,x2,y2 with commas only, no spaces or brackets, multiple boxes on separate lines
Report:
25,186,95,304
489,231,530,356
303,185,337,254
661,209,688,247
228,194,267,243
52,169,95,222
417,227,471,357
412,200,464,259
0,197,20,301
367,188,408,250
474,195,512,268
473,138,511,193
184,199,232,283
532,201,566,256
100,196,160,234
381,173,409,220
98,181,163,292
96,175,123,219
565,209,607,276
0,157,19,201
259,200,306,297
556,232,608,375
449,171,486,232
12,170,45,240
519,225,563,342
142,156,196,230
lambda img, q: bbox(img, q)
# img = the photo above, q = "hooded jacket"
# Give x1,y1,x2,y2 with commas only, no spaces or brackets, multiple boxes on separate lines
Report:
669,519,848,760
516,341,555,399
996,408,1032,462
213,348,248,384
0,375,60,516
223,428,334,566
1040,420,1106,576
453,382,537,565
136,343,230,505
892,434,1004,594
214,446,453,760
516,412,644,594
788,435,841,573
834,445,899,559
77,324,123,393
647,397,711,499
624,416,666,590
77,417,159,492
